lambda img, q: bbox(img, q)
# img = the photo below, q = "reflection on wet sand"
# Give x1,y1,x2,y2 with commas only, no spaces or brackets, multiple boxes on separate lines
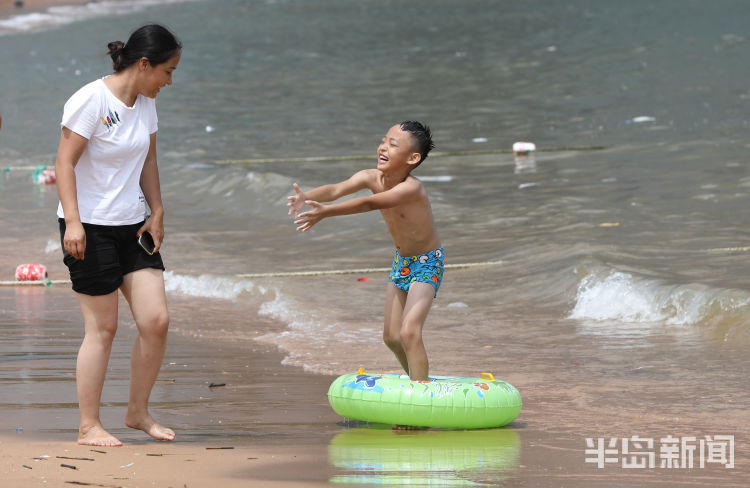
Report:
329,425,520,486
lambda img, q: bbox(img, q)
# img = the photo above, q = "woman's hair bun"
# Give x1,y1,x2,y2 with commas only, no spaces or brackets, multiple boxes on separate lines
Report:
107,41,125,70
107,41,125,56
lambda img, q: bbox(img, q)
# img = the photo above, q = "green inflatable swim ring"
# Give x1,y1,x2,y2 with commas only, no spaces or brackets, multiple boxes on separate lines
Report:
328,369,521,429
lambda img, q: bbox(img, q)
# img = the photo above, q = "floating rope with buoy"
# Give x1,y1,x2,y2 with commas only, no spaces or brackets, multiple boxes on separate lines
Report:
705,246,750,253
2,165,56,184
234,260,503,279
0,279,71,287
2,165,44,171
215,146,608,166
0,260,502,286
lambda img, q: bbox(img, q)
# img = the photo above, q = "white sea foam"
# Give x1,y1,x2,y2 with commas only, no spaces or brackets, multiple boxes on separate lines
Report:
0,0,199,36
420,175,453,183
257,291,348,347
44,239,60,254
256,290,377,374
163,271,257,300
569,268,750,326
570,271,666,323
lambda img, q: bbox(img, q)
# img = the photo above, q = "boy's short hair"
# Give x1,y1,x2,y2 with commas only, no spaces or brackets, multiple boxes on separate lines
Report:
400,121,434,167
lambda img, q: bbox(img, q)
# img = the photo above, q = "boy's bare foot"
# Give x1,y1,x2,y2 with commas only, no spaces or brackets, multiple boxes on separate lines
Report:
78,425,123,447
125,413,175,441
392,424,429,431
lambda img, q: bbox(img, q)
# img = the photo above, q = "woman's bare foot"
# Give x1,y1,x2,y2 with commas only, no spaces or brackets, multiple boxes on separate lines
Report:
78,424,123,447
125,413,175,441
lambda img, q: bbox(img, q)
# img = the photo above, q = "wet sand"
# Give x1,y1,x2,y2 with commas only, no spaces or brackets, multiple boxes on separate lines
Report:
1,437,333,487
2,282,749,487
0,285,341,486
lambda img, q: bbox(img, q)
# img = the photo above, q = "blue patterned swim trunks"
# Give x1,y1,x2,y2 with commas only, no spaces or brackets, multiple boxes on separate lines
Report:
388,247,445,297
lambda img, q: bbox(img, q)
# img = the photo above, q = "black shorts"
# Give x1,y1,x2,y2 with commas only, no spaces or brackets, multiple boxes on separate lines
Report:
59,219,165,296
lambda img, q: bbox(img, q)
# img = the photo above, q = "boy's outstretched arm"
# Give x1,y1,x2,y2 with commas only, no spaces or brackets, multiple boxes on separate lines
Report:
287,170,374,217
287,183,310,217
293,177,421,232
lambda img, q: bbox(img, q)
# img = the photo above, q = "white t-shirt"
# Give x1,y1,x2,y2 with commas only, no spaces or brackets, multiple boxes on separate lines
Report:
57,78,158,225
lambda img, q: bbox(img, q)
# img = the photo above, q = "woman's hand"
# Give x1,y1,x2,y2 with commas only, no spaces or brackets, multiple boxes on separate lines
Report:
138,211,164,253
64,220,86,260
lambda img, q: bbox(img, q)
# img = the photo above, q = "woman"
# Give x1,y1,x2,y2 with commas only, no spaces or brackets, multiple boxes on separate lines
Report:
55,24,181,447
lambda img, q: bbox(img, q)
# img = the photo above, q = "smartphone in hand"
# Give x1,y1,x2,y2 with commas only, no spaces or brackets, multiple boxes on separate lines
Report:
138,231,156,255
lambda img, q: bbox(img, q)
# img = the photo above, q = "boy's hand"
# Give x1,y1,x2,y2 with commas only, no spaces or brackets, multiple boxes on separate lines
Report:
293,201,324,232
287,183,308,217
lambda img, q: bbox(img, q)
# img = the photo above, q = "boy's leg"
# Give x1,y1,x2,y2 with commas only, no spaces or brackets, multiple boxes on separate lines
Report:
75,290,122,446
120,268,175,441
383,283,410,374
400,282,435,381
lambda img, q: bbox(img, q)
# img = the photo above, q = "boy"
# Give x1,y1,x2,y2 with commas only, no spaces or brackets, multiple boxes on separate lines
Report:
287,121,443,381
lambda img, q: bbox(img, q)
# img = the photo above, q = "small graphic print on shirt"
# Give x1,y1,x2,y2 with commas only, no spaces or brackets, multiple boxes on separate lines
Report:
100,108,121,131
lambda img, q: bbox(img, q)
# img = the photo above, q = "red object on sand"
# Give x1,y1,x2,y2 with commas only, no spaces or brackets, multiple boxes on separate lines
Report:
40,169,56,184
357,277,371,282
33,168,56,185
14,264,48,281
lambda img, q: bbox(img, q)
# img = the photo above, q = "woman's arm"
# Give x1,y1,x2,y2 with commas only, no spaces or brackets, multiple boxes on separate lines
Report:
55,127,88,259
138,132,165,252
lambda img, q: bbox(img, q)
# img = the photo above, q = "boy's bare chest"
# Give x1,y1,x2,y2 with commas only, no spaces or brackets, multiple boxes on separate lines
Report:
380,205,409,222
380,202,426,232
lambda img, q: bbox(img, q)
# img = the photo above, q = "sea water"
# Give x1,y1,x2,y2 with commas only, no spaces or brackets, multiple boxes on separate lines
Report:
2,0,750,379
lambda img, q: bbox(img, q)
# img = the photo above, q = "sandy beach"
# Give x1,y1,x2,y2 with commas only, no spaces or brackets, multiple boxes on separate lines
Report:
2,279,749,487
1,437,333,487
0,285,342,487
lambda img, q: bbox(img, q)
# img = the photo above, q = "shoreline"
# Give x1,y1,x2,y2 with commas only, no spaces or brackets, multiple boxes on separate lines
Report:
2,286,749,486
0,285,343,486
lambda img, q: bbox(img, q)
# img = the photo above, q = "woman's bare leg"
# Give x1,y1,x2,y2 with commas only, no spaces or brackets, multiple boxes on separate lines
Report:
120,268,174,441
76,290,122,446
